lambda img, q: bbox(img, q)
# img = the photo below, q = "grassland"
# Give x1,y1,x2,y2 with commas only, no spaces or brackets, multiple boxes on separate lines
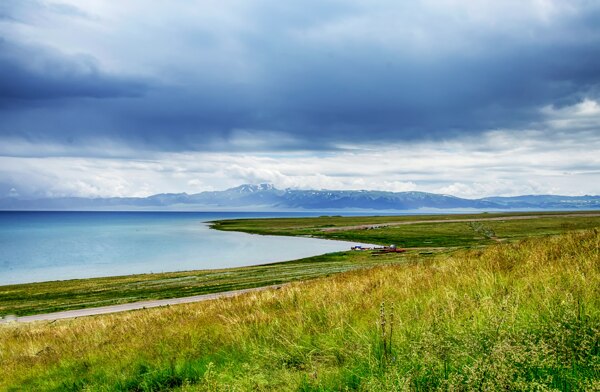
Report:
1,229,598,390
210,211,600,247
2,212,599,317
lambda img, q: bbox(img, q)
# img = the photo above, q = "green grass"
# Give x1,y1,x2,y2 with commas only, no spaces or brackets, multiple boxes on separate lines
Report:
212,212,600,247
1,230,599,390
211,211,598,234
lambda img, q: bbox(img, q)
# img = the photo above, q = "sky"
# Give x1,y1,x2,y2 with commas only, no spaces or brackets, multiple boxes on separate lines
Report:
1,0,599,199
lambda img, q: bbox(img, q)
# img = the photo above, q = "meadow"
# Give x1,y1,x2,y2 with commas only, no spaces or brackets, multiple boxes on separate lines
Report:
210,211,600,247
0,229,598,390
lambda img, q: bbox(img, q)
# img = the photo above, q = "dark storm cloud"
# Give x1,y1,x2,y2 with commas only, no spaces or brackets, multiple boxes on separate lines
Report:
1,1,600,153
0,40,146,103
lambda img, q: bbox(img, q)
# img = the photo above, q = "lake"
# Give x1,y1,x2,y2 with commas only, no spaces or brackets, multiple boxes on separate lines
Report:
0,211,375,285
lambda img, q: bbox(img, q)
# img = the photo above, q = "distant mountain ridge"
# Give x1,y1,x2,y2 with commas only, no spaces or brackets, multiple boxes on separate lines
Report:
1,184,599,211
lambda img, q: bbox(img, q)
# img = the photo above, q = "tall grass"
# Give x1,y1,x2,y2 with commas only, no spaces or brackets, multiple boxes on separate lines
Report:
1,230,599,391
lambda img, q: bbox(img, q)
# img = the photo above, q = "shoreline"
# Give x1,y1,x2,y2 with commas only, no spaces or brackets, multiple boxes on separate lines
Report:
2,211,599,318
0,214,375,287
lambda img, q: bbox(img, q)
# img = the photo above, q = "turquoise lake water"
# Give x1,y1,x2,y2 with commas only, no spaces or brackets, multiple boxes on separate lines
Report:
0,211,374,285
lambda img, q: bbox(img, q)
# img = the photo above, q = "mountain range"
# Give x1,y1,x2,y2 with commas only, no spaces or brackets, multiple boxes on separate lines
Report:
1,184,599,211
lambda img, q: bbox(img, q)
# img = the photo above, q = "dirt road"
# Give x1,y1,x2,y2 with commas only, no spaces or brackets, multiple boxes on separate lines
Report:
320,213,600,232
0,285,283,324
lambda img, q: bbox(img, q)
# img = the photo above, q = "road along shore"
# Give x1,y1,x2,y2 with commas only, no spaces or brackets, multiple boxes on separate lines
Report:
0,284,284,324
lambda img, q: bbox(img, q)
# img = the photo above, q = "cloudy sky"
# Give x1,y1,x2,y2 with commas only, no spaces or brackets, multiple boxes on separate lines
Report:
1,0,599,199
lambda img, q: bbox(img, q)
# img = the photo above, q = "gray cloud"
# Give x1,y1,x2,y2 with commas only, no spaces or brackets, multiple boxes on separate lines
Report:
0,39,146,103
0,1,599,152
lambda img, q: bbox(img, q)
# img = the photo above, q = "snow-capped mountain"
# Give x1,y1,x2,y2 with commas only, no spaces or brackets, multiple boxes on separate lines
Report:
1,184,599,211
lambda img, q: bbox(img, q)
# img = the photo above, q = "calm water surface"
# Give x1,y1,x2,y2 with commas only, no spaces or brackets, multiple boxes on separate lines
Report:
0,211,375,285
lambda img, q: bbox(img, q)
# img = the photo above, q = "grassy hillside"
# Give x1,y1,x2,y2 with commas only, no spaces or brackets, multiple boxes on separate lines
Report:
1,230,598,391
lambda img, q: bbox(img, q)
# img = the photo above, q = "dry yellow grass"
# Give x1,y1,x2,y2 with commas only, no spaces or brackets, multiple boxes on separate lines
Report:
1,230,599,391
